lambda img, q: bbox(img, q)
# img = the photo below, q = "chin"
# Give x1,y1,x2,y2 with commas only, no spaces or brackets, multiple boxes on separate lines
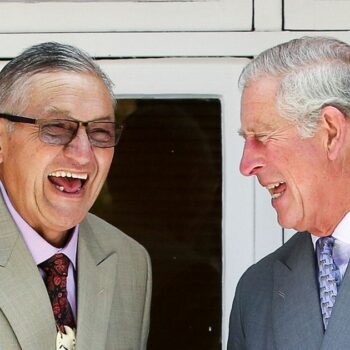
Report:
55,210,86,227
277,214,299,231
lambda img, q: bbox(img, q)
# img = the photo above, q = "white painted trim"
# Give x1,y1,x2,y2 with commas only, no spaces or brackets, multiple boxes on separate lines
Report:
285,0,350,30
0,0,252,32
254,0,282,31
2,31,350,58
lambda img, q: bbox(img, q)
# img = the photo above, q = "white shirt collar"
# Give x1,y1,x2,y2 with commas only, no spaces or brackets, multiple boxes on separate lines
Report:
311,211,350,248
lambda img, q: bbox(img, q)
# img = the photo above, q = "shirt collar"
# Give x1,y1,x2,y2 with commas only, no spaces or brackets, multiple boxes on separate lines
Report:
0,181,78,268
311,211,350,249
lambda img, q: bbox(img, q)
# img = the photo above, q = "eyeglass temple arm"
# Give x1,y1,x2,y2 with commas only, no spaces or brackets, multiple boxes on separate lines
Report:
0,113,36,124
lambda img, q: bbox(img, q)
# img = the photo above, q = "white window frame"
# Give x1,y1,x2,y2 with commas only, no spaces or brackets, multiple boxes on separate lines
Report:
0,0,252,32
284,0,350,30
94,58,255,349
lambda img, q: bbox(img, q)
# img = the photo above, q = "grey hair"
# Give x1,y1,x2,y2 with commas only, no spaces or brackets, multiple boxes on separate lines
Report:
0,41,115,113
239,36,350,137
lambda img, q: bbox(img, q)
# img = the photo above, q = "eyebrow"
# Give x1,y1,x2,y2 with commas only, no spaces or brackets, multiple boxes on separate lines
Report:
237,128,272,138
238,120,278,136
44,107,114,122
43,107,72,119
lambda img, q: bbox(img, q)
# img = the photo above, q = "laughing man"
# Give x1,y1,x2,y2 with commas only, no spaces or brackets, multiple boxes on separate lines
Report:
0,42,151,350
228,36,350,349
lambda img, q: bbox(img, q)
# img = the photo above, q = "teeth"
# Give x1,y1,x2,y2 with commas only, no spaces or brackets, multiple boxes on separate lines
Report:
265,181,286,200
49,171,88,180
56,185,65,192
75,174,88,180
266,182,285,190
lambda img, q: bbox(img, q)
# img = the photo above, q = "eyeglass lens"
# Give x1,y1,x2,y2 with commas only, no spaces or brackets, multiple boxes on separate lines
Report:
39,119,121,148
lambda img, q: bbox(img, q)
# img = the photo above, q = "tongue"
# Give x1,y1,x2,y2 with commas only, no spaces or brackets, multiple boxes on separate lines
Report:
49,176,83,193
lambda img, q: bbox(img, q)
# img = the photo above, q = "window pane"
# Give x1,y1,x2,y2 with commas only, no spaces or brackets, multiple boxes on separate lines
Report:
92,98,222,349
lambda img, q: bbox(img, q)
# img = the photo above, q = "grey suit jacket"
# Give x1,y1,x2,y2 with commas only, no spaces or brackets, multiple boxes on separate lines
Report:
228,232,350,350
0,194,151,350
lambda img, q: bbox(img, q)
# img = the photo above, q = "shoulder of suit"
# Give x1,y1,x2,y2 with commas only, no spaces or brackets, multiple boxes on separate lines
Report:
83,212,149,259
238,231,310,285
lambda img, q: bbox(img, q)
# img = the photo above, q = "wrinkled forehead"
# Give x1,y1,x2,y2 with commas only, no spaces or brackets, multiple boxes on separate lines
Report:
242,75,280,101
240,77,283,129
13,71,115,119
25,70,112,95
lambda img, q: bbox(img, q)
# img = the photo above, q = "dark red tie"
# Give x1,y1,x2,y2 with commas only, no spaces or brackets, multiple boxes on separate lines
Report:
40,253,76,332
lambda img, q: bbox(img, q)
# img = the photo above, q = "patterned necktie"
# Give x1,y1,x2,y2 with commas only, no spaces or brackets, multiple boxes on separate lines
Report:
317,236,339,330
40,253,76,333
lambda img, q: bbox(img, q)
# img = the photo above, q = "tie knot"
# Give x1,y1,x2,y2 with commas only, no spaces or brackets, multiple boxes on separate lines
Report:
40,253,70,277
318,236,335,254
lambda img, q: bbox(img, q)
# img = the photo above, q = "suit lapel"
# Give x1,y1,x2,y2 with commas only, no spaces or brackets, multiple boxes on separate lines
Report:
76,218,117,350
0,196,56,350
273,233,324,349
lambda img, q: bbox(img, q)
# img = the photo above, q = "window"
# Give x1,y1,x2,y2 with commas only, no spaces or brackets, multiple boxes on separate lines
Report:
93,98,222,348
98,58,253,347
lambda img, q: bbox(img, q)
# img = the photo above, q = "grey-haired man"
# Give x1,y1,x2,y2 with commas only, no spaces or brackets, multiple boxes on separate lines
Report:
229,36,350,349
0,42,151,350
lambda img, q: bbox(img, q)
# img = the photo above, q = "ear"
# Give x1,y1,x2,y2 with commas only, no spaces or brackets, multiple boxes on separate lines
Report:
0,119,8,164
321,106,347,161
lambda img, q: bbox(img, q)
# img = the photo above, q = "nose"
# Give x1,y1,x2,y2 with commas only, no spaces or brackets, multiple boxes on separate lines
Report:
239,138,265,176
63,126,94,165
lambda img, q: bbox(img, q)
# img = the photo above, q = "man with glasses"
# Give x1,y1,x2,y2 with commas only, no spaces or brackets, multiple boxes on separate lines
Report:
0,42,151,350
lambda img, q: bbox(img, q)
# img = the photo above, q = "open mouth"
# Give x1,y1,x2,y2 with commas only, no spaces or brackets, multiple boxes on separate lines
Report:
48,171,88,194
266,181,286,199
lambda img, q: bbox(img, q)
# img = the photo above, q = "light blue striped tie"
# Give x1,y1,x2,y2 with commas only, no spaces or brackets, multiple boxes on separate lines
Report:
317,236,340,330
